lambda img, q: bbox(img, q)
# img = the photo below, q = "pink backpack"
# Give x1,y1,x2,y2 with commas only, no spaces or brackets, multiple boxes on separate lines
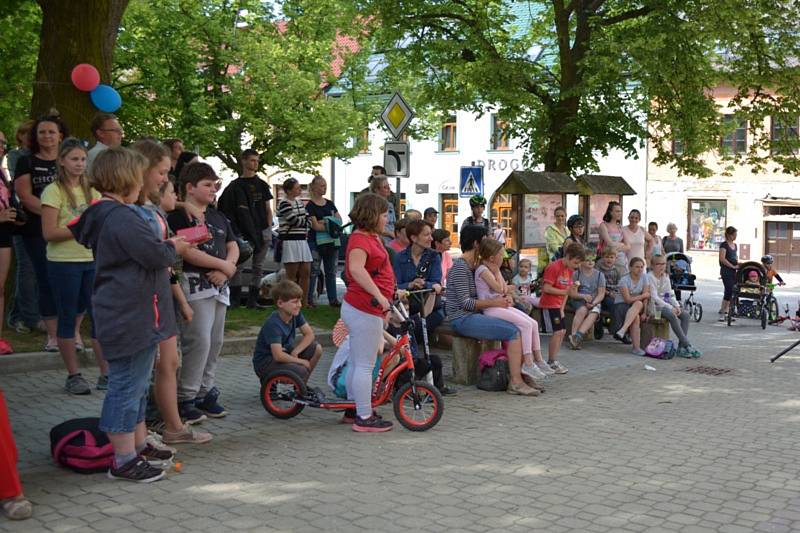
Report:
50,418,114,474
644,337,675,359
478,348,508,370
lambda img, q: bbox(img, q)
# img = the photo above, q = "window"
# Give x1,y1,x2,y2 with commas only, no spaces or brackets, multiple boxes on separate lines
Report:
771,116,799,155
439,114,457,151
688,199,727,251
491,115,510,150
720,115,747,155
672,138,684,155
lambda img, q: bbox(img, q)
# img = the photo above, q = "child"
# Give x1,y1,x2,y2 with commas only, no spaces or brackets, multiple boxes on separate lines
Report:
761,255,784,286
567,252,606,349
540,241,586,374
476,238,549,383
40,138,107,394
614,257,650,356
252,280,323,383
511,257,538,308
131,140,211,445
649,255,701,357
70,147,190,482
168,162,239,423
596,246,624,334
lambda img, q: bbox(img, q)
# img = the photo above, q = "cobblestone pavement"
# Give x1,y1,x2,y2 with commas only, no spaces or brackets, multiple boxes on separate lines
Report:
4,285,800,532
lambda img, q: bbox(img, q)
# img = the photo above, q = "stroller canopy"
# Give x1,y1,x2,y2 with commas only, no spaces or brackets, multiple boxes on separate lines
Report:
736,261,767,284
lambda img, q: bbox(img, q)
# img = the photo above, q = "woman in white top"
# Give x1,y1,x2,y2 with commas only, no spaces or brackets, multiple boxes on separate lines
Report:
621,209,651,264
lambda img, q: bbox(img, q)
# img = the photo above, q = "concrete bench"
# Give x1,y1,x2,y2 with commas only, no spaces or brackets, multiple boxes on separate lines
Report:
435,322,499,386
641,317,670,346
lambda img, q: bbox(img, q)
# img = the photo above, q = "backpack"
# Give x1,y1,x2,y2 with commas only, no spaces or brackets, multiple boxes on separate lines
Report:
477,349,510,391
644,337,676,359
50,417,114,474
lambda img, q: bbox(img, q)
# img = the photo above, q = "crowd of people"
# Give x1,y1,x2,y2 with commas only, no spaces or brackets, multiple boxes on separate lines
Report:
0,109,722,512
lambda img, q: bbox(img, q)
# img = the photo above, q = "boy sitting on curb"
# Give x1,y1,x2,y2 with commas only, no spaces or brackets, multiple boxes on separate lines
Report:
253,280,323,383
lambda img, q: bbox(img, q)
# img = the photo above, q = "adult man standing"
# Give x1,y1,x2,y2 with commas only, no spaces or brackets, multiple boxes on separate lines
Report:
218,149,273,308
369,175,396,245
86,113,123,173
424,207,438,227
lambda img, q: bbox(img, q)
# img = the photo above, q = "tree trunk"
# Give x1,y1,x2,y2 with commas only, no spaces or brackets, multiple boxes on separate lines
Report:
31,0,129,140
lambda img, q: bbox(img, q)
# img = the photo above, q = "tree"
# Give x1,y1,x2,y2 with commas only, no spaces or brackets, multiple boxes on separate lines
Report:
363,0,800,177
31,0,129,140
0,1,41,138
114,0,374,174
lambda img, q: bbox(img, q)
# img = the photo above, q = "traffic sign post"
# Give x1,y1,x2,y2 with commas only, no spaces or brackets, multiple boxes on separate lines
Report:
459,166,484,198
383,141,409,177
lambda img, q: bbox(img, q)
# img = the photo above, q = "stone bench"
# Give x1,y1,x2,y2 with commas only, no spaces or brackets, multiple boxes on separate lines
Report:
641,317,670,346
435,322,499,386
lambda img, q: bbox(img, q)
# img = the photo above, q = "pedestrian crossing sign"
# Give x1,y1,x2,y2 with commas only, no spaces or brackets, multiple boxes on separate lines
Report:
459,166,484,198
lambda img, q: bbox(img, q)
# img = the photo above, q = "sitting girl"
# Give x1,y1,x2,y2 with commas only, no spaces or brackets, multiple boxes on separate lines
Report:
567,252,606,349
613,257,650,356
476,238,549,383
648,256,701,357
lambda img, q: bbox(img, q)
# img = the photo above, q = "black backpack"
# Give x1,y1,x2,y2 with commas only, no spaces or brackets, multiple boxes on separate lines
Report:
477,358,510,391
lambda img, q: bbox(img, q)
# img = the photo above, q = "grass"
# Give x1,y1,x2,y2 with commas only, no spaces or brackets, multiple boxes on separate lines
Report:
6,304,341,354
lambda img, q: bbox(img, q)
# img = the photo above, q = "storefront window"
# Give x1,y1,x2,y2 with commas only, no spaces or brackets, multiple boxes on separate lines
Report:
688,199,727,250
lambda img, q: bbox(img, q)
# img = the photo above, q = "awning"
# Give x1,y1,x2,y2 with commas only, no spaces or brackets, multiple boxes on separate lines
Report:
575,174,636,196
495,170,578,194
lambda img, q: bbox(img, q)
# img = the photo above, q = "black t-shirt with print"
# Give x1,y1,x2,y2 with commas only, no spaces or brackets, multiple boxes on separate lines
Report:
305,199,338,243
13,155,57,238
167,206,235,277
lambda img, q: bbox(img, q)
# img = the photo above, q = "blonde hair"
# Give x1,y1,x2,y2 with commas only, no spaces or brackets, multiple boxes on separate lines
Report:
478,237,504,263
90,147,146,197
56,138,93,210
518,258,532,269
131,139,169,205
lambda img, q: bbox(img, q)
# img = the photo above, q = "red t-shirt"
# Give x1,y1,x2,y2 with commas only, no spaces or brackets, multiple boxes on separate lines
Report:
539,259,574,309
344,231,396,316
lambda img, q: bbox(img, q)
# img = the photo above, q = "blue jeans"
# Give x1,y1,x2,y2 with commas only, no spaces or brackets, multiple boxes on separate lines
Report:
21,234,57,319
449,313,520,341
7,235,40,328
47,261,95,339
100,345,158,434
308,243,340,304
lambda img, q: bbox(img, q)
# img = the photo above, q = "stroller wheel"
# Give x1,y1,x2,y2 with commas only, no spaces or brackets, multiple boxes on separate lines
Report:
692,303,703,323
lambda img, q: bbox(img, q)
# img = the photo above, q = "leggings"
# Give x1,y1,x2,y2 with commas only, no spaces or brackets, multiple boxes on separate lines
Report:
657,304,691,348
721,269,736,301
341,301,385,419
483,306,540,354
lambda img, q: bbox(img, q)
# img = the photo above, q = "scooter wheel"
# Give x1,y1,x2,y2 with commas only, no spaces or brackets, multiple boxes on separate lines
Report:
260,370,307,419
392,381,443,431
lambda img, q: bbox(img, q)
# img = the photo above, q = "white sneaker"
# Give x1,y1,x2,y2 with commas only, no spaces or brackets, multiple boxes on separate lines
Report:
549,360,569,374
536,361,556,376
146,431,177,454
522,363,548,380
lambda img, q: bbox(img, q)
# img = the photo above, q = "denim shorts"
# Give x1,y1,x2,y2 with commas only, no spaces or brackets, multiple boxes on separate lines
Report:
99,345,158,434
449,313,519,341
47,261,95,339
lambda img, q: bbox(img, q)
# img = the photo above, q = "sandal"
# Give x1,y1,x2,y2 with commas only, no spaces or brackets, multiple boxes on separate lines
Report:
2,497,33,520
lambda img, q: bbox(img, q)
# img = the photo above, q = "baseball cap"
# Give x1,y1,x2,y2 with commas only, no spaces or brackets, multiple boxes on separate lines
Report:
424,207,438,216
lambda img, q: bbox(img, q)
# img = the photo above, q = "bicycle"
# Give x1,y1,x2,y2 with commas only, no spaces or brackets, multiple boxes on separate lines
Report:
259,294,444,431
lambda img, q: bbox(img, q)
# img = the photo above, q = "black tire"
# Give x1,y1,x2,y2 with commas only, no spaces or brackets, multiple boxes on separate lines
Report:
761,308,768,330
260,370,307,419
392,381,443,431
693,302,703,323
768,296,779,323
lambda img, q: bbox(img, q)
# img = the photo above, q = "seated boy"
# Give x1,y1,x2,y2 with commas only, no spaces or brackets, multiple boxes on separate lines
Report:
253,280,323,382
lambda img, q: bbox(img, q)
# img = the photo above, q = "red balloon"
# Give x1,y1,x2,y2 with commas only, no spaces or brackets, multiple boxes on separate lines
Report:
71,64,100,92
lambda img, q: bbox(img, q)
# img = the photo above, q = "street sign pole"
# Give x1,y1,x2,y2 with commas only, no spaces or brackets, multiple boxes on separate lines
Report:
380,92,415,216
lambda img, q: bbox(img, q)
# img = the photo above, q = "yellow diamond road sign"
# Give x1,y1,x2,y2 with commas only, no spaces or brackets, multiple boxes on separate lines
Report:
380,92,414,139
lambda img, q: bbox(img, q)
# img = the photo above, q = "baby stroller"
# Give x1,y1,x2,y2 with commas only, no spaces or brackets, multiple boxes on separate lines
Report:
728,261,771,329
666,252,702,322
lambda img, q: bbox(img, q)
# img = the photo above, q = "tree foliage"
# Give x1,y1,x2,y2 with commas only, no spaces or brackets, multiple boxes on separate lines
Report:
0,1,41,137
114,0,373,173
363,0,800,177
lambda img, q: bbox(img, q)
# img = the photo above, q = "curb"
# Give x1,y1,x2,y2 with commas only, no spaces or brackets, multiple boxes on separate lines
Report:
0,332,335,375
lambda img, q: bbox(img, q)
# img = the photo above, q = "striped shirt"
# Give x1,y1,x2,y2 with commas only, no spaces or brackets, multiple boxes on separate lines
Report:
444,257,478,322
277,199,308,240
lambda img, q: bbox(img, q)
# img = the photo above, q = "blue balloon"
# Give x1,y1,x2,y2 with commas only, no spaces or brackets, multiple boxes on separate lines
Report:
90,84,122,112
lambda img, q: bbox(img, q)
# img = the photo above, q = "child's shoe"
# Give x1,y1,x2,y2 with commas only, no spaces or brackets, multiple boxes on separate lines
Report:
179,401,207,425
140,443,175,468
568,332,583,350
521,363,548,381
352,413,393,432
195,387,228,418
535,361,556,376
548,360,569,374
65,374,91,395
107,456,164,483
